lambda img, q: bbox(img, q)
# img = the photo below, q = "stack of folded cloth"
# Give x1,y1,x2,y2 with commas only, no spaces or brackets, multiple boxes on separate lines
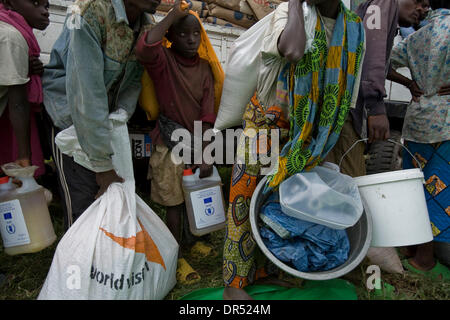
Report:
259,192,351,272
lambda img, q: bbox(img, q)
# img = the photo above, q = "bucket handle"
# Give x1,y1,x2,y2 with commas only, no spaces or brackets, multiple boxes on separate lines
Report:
338,138,423,172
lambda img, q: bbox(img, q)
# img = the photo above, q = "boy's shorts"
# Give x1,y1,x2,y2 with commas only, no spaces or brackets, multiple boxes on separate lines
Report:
148,144,185,207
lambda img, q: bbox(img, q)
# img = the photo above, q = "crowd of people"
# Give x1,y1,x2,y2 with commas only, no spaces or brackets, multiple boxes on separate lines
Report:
0,0,448,300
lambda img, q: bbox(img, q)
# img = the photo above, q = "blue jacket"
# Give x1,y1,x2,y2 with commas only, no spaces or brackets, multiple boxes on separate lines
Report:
43,0,154,171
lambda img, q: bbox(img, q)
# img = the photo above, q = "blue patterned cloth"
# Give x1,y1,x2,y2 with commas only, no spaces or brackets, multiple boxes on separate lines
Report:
403,140,450,243
265,2,365,192
260,192,350,272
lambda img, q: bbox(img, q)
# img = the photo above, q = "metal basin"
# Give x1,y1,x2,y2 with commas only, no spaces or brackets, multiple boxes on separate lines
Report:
249,176,373,280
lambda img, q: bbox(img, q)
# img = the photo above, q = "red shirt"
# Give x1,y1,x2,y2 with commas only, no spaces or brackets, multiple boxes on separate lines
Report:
136,32,216,145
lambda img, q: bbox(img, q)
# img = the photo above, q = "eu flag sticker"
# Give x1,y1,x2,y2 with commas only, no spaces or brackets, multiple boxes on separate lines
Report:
203,197,213,204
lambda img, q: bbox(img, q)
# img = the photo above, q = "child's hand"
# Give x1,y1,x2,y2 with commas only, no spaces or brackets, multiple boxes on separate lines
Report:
407,80,424,102
180,0,189,10
170,0,189,20
14,158,31,167
95,169,124,199
11,159,31,187
29,56,44,76
190,163,213,179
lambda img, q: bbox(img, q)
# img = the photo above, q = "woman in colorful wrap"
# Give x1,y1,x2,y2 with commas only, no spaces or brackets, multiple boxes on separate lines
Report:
390,0,450,280
222,0,366,300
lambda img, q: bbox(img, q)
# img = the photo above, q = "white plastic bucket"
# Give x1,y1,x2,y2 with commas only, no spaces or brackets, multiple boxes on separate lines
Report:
353,168,433,247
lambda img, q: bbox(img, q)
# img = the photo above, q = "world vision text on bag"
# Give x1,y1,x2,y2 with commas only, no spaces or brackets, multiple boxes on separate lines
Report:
90,262,152,290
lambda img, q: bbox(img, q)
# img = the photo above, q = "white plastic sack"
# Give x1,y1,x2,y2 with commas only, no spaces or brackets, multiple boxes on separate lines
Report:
214,2,317,131
214,13,273,131
39,109,179,299
38,183,179,300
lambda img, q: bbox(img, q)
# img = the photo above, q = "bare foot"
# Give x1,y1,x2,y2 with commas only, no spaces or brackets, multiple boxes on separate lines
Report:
223,287,254,300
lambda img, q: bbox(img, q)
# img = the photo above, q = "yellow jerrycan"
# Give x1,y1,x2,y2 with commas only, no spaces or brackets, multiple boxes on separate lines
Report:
0,163,56,255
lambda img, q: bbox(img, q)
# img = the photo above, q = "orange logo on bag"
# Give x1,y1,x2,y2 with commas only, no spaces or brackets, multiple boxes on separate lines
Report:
99,220,166,270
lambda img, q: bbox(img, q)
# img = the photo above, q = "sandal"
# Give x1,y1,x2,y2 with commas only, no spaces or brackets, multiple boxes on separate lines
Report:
190,241,216,257
402,259,450,281
176,258,201,285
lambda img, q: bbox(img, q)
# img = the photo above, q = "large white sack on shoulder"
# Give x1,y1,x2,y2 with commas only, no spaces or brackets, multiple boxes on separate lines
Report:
38,183,179,300
366,247,404,274
302,2,317,55
214,12,274,131
214,2,317,131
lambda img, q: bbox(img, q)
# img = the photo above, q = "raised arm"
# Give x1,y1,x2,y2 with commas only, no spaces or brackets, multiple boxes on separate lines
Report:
277,0,307,63
145,0,189,45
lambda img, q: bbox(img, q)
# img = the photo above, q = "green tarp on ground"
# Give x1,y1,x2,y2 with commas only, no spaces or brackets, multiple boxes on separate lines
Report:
180,279,358,300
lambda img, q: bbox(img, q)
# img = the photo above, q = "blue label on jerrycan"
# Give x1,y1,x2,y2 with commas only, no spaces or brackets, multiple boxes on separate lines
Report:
0,199,30,248
190,186,225,229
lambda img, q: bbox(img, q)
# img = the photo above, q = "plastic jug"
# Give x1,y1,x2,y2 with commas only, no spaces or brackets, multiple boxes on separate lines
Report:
0,163,57,255
279,163,364,230
182,165,226,236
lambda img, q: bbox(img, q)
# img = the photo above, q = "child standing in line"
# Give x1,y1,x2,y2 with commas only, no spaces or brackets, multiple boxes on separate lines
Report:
0,0,49,175
136,0,219,285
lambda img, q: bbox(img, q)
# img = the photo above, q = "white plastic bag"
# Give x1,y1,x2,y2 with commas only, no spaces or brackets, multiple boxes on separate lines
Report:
54,109,133,178
279,163,364,230
39,109,179,299
214,2,317,131
38,183,179,300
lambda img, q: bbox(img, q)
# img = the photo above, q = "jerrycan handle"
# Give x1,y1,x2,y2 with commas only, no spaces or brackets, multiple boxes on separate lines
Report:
16,176,41,194
338,138,423,173
185,166,219,181
0,163,41,193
